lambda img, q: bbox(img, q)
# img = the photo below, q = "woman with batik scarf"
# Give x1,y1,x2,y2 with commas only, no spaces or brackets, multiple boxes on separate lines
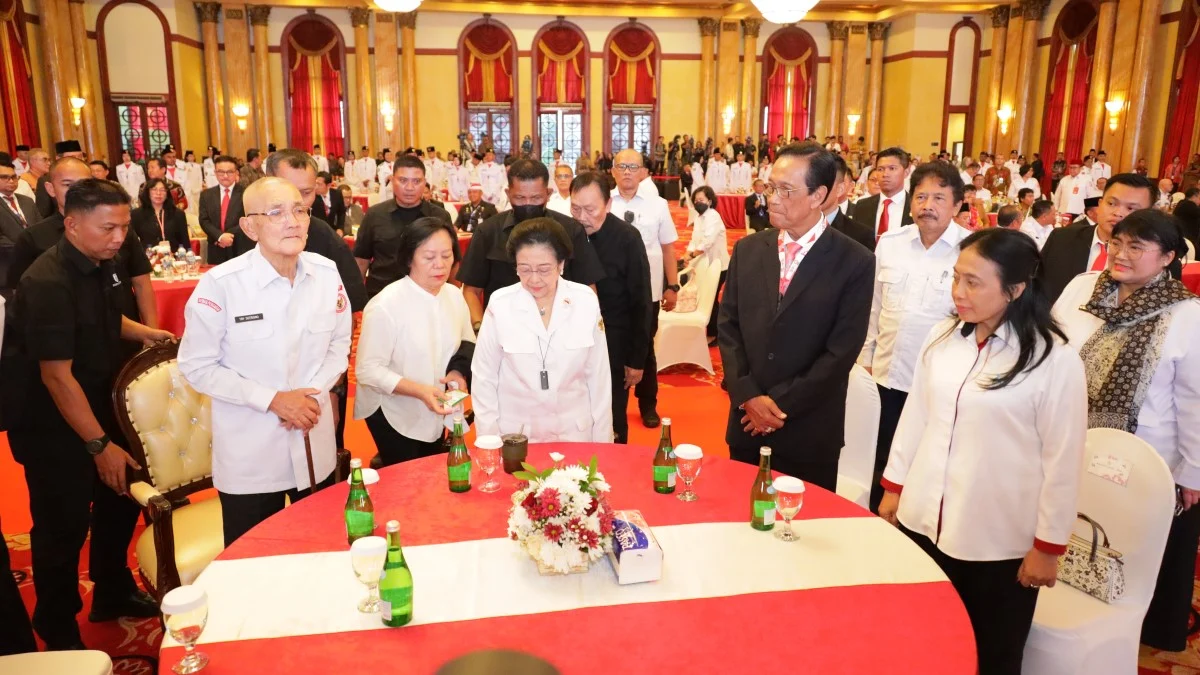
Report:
1053,208,1200,652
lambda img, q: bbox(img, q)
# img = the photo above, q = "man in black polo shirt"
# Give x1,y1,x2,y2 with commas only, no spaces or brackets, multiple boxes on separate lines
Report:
1,179,174,649
457,158,605,332
354,154,452,299
569,172,652,444
5,157,158,328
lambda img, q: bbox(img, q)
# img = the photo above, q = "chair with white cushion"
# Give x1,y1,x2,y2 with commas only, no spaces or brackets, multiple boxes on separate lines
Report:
1022,428,1175,675
1184,239,1195,264
835,365,880,509
0,650,113,674
655,256,720,374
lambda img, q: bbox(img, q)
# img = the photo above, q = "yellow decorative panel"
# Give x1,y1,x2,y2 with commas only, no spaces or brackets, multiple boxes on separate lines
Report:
661,59,701,141
414,54,460,151
173,43,208,158
1145,20,1177,175
25,23,51,151
972,54,991,154
1027,44,1049,162
518,55,532,149
813,62,830,139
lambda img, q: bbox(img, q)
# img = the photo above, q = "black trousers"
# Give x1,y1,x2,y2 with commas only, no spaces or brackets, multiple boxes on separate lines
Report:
607,340,631,444
0,519,36,656
869,385,910,513
903,526,1038,675
335,390,348,451
364,409,444,467
729,443,838,492
635,301,660,413
9,427,142,647
218,473,335,548
1141,501,1200,651
706,270,727,338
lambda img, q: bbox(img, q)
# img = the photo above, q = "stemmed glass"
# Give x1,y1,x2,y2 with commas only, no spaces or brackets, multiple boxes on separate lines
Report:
349,536,387,612
475,435,503,493
161,585,210,674
674,444,703,502
772,476,805,542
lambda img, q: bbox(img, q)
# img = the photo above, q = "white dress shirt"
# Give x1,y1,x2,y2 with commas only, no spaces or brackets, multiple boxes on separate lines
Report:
687,208,730,271
14,178,35,201
479,161,507,206
637,175,660,201
429,158,447,189
706,161,729,194
547,191,572,216
1019,217,1055,250
116,162,146,205
1004,159,1022,176
1054,175,1094,215
610,190,678,301
690,162,706,188
884,319,1088,561
12,158,27,177
354,276,475,442
873,190,908,237
758,163,772,184
729,162,753,193
447,165,470,202
1092,161,1112,182
376,162,393,198
1053,272,1200,488
1008,175,1041,201
860,223,969,392
472,279,612,443
177,249,353,494
976,188,992,203
203,157,217,188
314,154,330,174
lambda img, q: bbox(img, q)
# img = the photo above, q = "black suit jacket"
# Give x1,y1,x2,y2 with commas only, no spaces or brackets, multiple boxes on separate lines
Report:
849,192,914,234
0,193,38,246
35,174,54,218
1036,221,1096,303
455,201,498,232
744,193,770,232
312,189,347,234
198,185,245,265
131,207,190,253
829,209,875,252
717,226,875,489
1174,200,1200,250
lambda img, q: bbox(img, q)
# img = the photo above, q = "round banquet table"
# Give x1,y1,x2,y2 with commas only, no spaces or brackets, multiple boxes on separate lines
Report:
151,276,201,337
715,193,747,229
159,444,974,674
1183,262,1200,295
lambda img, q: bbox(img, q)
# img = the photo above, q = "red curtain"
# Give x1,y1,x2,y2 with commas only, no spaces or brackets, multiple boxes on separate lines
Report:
537,27,584,105
763,30,813,141
1062,35,1093,166
607,27,656,105
0,0,38,148
1162,2,1200,174
464,25,514,104
286,21,344,156
1039,43,1072,194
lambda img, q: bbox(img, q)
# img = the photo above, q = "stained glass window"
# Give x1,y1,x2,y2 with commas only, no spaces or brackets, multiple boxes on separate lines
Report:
117,103,172,161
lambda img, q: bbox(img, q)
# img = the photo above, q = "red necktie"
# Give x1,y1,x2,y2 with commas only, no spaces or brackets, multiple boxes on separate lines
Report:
220,188,230,231
1091,242,1108,271
5,196,25,226
877,198,892,238
779,242,801,295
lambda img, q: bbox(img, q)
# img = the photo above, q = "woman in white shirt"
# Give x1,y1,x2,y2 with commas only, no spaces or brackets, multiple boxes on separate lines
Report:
1052,209,1200,652
1007,164,1041,202
354,217,475,466
880,228,1087,675
686,186,730,343
472,218,612,443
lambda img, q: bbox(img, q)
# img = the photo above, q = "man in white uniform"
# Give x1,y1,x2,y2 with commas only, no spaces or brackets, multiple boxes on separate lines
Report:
547,163,573,215
312,144,330,174
1003,151,1021,177
178,177,352,547
12,145,29,176
479,150,508,211
426,147,446,190
1019,199,1058,250
729,152,753,193
1053,160,1094,218
115,153,146,206
1092,150,1112,184
706,151,729,194
376,149,395,200
446,155,471,202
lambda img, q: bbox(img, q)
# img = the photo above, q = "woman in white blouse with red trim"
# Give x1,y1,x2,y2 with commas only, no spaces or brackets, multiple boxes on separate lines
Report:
879,228,1087,675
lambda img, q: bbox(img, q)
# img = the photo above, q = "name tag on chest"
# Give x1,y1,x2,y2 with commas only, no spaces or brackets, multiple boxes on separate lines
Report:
235,313,264,324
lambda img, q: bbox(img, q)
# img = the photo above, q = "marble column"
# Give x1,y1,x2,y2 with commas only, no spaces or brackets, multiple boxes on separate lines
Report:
1121,0,1161,170
715,20,741,142
843,23,868,140
350,8,375,153
740,19,761,140
983,7,1009,155
1014,0,1047,154
865,21,888,151
826,21,849,139
222,5,256,156
196,3,227,153
248,6,274,149
698,18,718,142
374,12,401,151
398,11,418,149
1082,0,1117,156
36,0,70,141
67,0,102,157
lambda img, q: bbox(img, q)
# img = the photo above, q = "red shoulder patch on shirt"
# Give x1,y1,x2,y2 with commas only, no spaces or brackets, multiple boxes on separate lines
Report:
336,293,348,313
197,298,221,312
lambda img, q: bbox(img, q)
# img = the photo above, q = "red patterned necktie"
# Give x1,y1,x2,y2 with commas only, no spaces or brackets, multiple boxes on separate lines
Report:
1091,242,1108,271
220,188,230,231
877,198,893,238
779,242,801,295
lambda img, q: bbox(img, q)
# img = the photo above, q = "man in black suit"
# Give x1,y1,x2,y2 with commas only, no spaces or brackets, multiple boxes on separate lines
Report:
1070,196,1100,228
718,142,875,490
197,155,245,265
1175,188,1200,250
0,160,39,299
824,156,875,251
1037,172,1158,303
312,171,346,235
455,183,498,232
744,179,770,232
849,146,913,241
35,140,86,218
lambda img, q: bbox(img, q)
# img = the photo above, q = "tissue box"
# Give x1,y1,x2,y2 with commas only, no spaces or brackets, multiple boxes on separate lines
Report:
607,510,663,585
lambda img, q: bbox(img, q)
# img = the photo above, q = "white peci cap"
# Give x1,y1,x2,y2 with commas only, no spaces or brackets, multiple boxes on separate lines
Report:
475,435,503,450
161,585,207,616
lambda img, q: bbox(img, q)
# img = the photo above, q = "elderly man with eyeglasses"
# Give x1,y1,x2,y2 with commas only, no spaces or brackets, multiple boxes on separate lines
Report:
178,176,353,547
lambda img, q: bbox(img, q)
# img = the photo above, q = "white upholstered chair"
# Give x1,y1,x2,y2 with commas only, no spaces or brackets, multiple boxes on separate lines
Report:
1022,428,1175,675
0,650,113,674
835,365,880,509
1184,239,1195,264
654,256,721,374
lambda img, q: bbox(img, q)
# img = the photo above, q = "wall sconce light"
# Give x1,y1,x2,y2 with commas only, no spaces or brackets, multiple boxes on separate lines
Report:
380,101,395,133
1104,100,1122,132
232,104,250,131
69,97,85,127
846,114,861,136
996,107,1014,136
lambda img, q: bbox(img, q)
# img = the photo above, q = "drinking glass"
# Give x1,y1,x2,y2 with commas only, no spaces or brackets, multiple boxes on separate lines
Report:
161,585,210,674
674,444,703,502
475,435,503,493
772,476,805,542
349,536,387,612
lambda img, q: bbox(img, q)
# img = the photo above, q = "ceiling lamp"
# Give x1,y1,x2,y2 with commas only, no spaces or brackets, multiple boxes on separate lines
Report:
753,0,819,24
373,0,421,12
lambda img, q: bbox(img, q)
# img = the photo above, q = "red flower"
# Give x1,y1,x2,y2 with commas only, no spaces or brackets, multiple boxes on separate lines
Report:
599,511,614,535
521,492,537,510
580,530,599,549
537,488,562,518
543,522,564,543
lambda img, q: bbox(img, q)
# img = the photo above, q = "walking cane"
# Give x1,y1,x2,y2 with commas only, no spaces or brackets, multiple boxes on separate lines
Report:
303,432,320,494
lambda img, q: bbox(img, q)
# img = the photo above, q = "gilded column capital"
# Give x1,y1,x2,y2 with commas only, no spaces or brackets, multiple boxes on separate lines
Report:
375,11,394,23
349,7,372,27
827,21,850,41
396,11,418,30
698,17,719,37
224,7,244,21
867,21,890,41
1021,0,1048,22
989,6,1010,27
195,2,221,24
247,5,270,26
742,18,762,38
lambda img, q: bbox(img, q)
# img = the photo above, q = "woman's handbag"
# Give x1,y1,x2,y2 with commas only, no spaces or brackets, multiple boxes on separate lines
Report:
1056,513,1126,603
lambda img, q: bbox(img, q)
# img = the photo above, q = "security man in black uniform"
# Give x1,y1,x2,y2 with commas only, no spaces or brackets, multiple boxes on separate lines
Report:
1,179,174,649
569,172,653,444
457,158,606,332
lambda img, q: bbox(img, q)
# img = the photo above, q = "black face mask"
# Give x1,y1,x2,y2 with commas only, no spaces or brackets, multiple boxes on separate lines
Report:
694,202,710,215
512,204,546,223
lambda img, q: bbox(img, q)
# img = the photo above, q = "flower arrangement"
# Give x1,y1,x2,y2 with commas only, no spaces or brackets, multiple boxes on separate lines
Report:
507,456,615,575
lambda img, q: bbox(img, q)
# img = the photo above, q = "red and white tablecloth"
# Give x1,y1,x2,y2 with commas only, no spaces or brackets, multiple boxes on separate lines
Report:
715,194,746,229
160,444,974,674
1183,263,1200,295
152,276,201,338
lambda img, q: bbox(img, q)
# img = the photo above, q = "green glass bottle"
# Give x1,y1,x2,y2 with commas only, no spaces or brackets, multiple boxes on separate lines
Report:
379,520,414,627
344,458,375,545
447,414,471,493
750,446,776,531
652,417,676,494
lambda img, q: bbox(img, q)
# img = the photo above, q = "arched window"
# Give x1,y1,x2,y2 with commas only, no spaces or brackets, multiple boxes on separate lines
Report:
760,27,818,142
459,19,517,161
604,23,659,154
941,19,981,157
98,0,178,160
533,21,589,166
1039,0,1098,185
281,15,348,155
0,0,38,148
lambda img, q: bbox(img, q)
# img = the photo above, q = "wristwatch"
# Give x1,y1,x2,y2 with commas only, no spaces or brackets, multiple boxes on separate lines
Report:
85,434,110,456
665,284,681,293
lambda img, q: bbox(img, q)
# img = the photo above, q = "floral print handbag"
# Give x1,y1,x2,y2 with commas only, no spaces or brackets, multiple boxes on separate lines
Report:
1057,512,1126,603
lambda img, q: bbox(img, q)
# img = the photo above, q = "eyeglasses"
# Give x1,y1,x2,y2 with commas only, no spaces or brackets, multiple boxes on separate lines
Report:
246,207,311,224
0,174,16,181
1106,239,1155,261
214,170,237,177
763,183,801,199
516,265,559,279
614,163,643,173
